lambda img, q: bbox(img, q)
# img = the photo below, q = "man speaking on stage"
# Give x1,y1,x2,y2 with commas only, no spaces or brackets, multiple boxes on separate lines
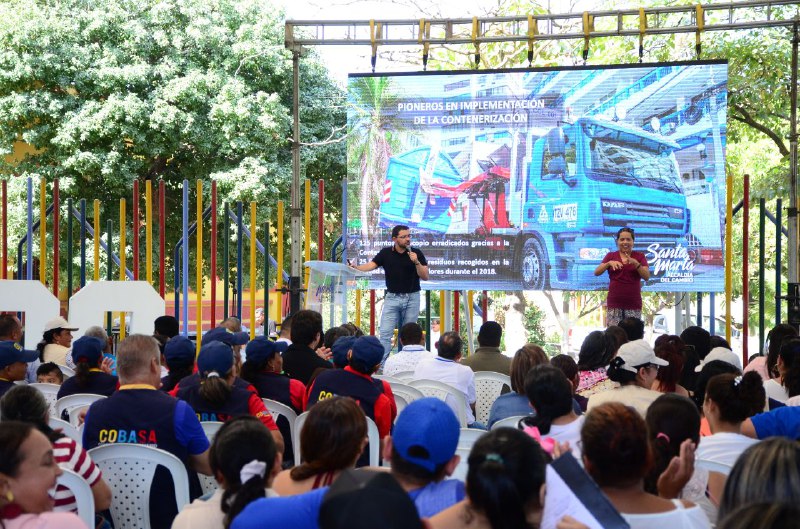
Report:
350,225,429,363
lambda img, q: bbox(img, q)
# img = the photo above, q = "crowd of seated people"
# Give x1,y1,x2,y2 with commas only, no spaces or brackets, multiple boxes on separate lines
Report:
3,310,800,529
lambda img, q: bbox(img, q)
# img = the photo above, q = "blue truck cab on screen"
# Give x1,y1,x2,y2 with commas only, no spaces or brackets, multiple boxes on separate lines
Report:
515,117,689,289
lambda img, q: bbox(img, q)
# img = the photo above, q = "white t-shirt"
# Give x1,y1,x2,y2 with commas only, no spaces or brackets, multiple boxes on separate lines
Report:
586,384,662,417
764,378,789,403
622,499,711,529
172,488,279,529
696,432,759,469
548,416,585,461
413,356,477,424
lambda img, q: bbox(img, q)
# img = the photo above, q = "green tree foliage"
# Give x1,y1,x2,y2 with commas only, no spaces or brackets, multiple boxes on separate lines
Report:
0,0,345,286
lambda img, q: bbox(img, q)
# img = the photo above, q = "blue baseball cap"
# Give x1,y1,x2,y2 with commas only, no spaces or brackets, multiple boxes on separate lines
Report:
201,326,249,347
331,336,357,368
164,336,196,366
392,398,460,472
349,336,384,372
0,341,38,369
245,336,281,364
197,341,234,376
70,336,104,365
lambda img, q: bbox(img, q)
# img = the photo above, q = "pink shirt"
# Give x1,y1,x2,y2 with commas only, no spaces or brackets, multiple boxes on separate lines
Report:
2,512,88,529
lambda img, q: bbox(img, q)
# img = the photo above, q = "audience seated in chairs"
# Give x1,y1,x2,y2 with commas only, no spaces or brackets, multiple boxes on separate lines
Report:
160,336,196,393
0,422,88,529
383,323,435,377
172,416,282,529
56,336,118,400
1,385,112,519
487,344,547,428
272,396,367,495
461,321,510,376
36,362,64,385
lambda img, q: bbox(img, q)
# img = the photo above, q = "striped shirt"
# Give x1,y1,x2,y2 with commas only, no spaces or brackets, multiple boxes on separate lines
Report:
52,436,102,512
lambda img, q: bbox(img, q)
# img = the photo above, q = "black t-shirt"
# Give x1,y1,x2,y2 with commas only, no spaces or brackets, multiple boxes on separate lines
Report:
372,246,427,293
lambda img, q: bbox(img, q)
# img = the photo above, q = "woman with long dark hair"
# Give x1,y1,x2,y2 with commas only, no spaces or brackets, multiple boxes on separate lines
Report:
56,336,117,399
172,416,280,529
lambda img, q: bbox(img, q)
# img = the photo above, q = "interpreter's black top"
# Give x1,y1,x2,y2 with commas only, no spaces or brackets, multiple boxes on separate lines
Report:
372,246,427,293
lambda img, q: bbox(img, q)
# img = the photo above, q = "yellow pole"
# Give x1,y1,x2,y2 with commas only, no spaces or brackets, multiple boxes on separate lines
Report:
304,179,311,290
467,290,474,329
277,200,284,318
119,199,126,340
39,179,46,284
146,179,153,284
196,180,203,355
355,289,362,327
725,173,733,343
93,200,100,281
250,202,257,340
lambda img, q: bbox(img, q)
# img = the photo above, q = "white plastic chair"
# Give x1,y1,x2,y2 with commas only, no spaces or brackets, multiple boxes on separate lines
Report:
200,421,224,441
391,370,416,382
373,374,405,385
55,394,107,426
293,410,379,467
88,443,190,529
388,382,425,407
57,468,95,529
393,393,409,418
29,382,61,417
458,428,486,449
197,421,224,496
408,379,469,427
473,371,511,425
491,415,529,430
49,416,82,444
262,398,299,462
58,364,76,379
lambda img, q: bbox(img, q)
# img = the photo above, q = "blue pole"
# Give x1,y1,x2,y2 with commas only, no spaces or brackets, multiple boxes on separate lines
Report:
236,201,243,319
26,177,32,280
80,199,87,287
182,180,189,335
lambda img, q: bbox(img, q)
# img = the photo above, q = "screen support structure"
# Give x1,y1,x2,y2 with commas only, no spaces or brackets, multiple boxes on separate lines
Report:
284,0,800,310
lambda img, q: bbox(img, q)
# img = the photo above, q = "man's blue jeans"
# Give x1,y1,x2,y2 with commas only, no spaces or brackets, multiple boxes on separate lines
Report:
379,291,421,364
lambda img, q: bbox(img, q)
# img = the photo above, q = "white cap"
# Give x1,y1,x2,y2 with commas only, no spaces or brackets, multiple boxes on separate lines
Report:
695,347,742,372
616,339,668,373
43,316,78,333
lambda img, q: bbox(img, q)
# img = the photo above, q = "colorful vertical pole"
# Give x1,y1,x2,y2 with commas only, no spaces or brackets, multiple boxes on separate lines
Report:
355,290,362,327
482,291,488,323
250,202,257,340
742,174,749,364
776,199,783,325
210,181,217,327
318,180,324,260
196,180,203,353
236,201,243,319
119,199,127,341
67,198,73,296
454,291,460,333
93,200,100,281
276,200,284,318
39,178,46,284
159,180,166,298
264,220,270,329
182,180,189,335
223,203,230,319
145,180,153,285
53,180,59,297
304,179,311,289
80,199,86,287
106,219,113,334
369,290,376,335
132,180,139,280
26,177,32,280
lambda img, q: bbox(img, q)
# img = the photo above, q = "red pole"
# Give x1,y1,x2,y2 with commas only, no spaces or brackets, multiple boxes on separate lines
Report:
211,181,217,325
53,180,59,297
317,180,324,259
1,180,5,279
454,291,460,333
370,290,376,335
158,179,166,299
743,174,750,366
132,179,139,280
482,290,488,323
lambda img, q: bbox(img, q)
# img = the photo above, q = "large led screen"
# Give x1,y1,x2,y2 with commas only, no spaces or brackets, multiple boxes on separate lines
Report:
346,61,728,292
